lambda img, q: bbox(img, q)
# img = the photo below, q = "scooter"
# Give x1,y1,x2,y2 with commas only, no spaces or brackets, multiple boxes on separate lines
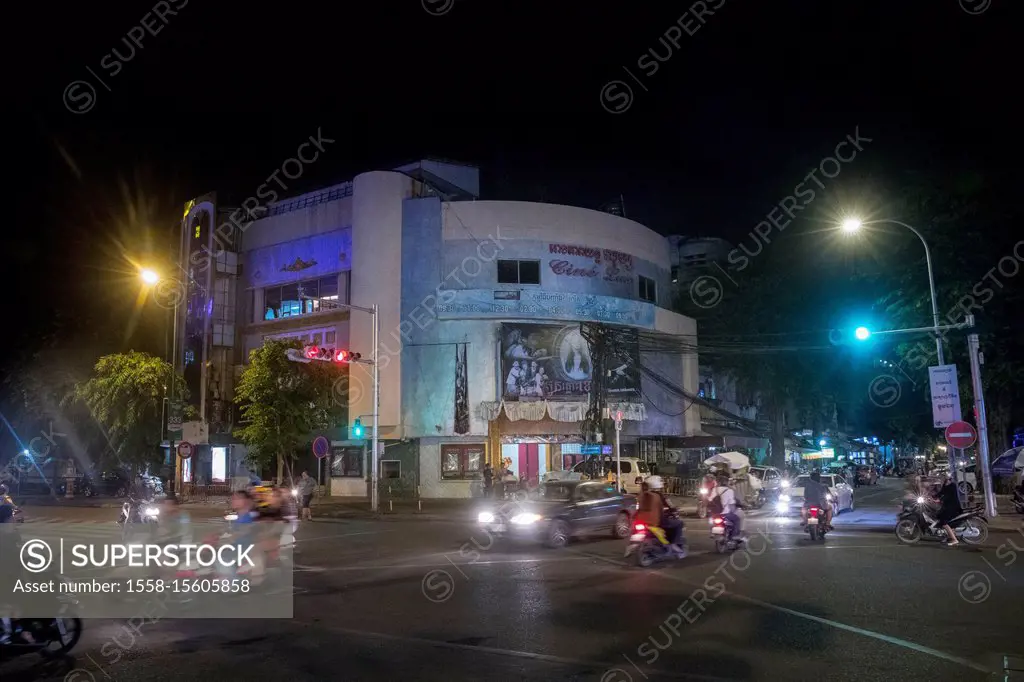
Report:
709,514,748,553
0,576,82,659
804,505,828,542
895,496,989,545
626,510,687,567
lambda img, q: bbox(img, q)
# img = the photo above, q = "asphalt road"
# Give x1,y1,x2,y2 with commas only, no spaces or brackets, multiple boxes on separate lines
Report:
4,477,1022,682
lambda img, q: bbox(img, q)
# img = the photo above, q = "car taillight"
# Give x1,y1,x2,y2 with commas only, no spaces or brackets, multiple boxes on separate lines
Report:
634,523,646,531
713,517,724,525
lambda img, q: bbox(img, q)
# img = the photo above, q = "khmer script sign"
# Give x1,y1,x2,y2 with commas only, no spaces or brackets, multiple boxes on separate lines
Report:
928,364,962,428
435,289,656,328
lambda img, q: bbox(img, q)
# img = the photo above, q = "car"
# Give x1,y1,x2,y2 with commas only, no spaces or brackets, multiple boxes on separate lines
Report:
476,480,637,548
748,466,786,497
954,465,978,494
563,457,652,495
775,473,855,515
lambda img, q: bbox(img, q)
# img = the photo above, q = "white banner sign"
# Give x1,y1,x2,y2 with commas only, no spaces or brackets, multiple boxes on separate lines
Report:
928,365,962,428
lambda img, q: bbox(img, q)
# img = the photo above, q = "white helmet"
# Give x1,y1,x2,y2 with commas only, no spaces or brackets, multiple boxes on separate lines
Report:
646,475,664,491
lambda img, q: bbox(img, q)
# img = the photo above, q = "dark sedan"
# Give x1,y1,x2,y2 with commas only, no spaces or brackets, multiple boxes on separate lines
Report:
476,481,636,548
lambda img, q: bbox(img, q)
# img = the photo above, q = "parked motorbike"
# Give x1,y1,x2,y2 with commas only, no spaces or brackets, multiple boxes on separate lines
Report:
626,510,687,567
1012,489,1024,515
804,505,828,542
895,496,989,545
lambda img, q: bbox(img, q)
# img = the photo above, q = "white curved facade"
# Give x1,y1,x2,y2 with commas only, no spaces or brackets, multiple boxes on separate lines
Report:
231,164,699,498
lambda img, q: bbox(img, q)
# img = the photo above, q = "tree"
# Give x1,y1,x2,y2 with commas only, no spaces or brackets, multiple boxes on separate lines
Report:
866,169,1024,456
68,351,190,476
233,339,345,483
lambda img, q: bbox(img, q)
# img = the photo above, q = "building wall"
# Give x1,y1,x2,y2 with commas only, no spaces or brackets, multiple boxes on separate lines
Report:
350,171,413,439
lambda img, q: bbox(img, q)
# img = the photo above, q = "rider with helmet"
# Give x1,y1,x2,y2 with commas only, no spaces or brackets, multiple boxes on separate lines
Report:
638,476,684,554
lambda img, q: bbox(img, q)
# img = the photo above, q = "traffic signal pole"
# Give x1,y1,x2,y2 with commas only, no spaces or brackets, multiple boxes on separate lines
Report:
371,303,379,514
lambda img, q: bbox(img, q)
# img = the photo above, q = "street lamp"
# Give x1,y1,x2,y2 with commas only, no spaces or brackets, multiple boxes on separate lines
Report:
839,217,944,365
140,267,181,494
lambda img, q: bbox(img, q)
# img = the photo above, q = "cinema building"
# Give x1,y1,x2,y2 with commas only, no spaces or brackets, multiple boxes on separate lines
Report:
176,160,700,498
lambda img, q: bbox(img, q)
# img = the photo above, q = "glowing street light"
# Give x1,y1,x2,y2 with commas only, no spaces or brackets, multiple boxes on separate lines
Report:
841,218,862,233
140,269,160,285
855,326,872,341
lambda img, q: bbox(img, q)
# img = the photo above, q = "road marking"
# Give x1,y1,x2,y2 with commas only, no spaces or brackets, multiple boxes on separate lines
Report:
770,544,903,551
314,625,732,681
301,557,598,571
292,530,397,545
568,549,993,674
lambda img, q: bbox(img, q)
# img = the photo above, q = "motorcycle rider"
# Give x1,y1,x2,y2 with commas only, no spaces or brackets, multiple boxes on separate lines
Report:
709,474,745,540
932,473,962,546
800,471,833,531
637,475,684,555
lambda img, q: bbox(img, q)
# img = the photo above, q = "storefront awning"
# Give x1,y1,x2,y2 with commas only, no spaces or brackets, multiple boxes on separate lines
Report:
477,400,646,423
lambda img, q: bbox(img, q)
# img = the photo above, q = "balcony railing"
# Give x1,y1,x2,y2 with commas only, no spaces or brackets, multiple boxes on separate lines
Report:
267,184,353,217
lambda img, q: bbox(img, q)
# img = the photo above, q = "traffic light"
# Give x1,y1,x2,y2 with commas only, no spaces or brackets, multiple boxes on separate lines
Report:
300,346,362,363
854,326,871,341
335,349,362,363
352,418,363,438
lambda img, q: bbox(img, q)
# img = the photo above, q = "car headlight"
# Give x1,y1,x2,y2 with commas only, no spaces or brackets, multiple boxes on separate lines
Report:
826,493,833,501
478,512,495,524
144,507,160,516
292,489,299,497
776,501,788,512
225,513,238,521
781,481,790,489
916,496,924,504
699,488,708,496
510,513,542,525
779,495,790,502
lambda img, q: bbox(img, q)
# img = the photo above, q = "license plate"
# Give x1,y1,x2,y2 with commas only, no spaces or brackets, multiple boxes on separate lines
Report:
711,526,725,535
807,517,819,525
629,533,645,542
489,524,507,533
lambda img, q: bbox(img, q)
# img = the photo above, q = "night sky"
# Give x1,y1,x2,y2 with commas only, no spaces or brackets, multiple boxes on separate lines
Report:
7,0,1019,367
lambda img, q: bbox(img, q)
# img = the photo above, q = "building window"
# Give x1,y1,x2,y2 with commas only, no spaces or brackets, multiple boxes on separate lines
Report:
331,447,363,478
441,444,484,480
639,275,657,303
381,460,401,479
262,275,343,321
497,260,541,285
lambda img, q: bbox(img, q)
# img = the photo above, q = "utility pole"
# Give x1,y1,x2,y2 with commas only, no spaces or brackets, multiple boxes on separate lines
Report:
371,303,380,514
614,410,623,494
966,316,996,517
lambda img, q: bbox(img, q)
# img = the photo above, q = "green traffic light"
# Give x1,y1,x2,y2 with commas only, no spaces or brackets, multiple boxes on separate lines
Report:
352,418,363,438
854,326,871,341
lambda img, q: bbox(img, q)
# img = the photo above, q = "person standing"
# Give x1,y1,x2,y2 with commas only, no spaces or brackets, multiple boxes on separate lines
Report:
483,463,494,498
297,471,316,521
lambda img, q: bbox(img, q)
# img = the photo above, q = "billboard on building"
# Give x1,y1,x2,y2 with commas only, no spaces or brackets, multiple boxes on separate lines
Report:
500,323,639,401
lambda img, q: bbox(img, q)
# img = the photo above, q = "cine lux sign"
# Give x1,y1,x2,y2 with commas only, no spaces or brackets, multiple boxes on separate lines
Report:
928,364,962,429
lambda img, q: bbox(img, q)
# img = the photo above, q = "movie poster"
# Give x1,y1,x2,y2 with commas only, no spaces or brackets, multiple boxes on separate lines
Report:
501,324,639,401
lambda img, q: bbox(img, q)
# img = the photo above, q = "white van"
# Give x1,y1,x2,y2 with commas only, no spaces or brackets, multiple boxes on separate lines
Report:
566,457,652,495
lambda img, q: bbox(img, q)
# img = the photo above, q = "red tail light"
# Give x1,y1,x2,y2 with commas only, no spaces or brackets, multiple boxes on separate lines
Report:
809,508,819,517
713,517,724,525
634,523,646,531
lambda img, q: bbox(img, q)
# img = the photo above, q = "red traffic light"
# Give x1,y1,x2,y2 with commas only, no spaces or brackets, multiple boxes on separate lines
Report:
334,349,361,363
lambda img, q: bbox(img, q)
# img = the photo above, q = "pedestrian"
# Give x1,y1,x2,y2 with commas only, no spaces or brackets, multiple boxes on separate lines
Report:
297,470,316,521
483,463,494,498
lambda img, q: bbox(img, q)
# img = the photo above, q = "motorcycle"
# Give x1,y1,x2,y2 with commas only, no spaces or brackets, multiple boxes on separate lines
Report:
804,505,828,542
117,496,159,538
625,510,687,567
697,487,710,519
709,514,747,553
1,577,82,659
895,496,989,545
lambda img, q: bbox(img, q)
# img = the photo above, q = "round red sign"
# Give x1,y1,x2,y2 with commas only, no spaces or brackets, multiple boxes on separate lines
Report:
177,441,194,459
944,421,977,450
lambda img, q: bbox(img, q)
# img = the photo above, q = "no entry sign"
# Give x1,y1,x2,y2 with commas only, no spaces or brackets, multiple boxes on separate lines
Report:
176,441,194,460
944,421,977,450
312,436,330,459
